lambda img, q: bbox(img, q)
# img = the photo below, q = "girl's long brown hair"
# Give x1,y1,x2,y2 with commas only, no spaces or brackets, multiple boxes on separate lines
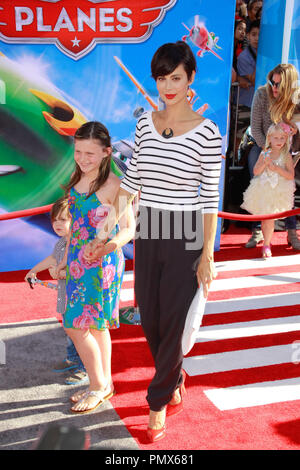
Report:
63,121,112,198
267,64,300,124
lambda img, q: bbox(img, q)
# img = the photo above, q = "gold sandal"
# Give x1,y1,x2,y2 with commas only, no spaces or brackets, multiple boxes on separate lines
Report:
70,389,89,404
70,381,115,404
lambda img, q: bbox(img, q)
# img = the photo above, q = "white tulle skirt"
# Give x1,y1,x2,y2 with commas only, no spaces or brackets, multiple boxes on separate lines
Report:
241,173,295,216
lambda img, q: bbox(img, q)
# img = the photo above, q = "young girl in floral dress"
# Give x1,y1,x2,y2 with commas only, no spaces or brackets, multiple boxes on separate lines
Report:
58,121,135,413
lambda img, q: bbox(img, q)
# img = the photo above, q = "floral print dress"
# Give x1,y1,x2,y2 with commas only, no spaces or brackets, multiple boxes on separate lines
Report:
64,187,125,330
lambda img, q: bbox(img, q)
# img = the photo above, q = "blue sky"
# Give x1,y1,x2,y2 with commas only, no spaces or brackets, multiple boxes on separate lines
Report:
0,0,235,137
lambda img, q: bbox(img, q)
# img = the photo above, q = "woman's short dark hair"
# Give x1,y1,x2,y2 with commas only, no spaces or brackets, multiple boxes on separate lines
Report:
151,41,197,81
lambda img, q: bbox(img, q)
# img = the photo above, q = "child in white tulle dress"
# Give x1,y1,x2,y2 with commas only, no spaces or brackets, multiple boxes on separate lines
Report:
241,122,295,258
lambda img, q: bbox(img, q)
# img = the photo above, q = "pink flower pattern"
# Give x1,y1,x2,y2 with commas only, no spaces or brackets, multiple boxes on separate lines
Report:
78,245,101,269
73,304,99,329
65,188,125,331
102,264,116,289
88,206,110,229
79,227,89,240
69,260,84,279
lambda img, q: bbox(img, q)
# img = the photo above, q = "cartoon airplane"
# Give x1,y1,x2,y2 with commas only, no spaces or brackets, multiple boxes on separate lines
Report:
113,55,208,116
0,51,135,258
182,15,223,61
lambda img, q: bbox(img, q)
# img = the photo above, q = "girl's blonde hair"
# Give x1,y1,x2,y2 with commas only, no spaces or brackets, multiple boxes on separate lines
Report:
265,123,290,158
63,121,112,198
267,64,300,124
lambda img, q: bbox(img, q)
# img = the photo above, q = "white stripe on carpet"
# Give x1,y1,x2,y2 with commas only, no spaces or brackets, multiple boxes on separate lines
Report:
215,254,300,272
123,271,134,281
195,316,300,342
120,288,134,302
120,271,134,303
210,272,300,291
204,377,300,410
183,344,296,376
205,292,300,314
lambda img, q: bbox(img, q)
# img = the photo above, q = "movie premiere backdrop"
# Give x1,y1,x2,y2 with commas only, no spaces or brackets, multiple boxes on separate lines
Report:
0,0,235,272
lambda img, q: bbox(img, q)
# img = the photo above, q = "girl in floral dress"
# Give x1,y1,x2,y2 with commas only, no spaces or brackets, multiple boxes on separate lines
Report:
57,121,135,413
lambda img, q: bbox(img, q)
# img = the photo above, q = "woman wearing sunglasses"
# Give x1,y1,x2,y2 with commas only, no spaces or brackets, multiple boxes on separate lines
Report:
244,63,300,250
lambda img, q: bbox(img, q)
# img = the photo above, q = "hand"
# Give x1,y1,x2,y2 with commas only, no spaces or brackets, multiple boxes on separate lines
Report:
24,270,36,289
24,270,36,282
49,264,58,279
56,260,67,279
196,255,217,298
265,157,272,168
83,239,105,263
84,239,117,263
267,161,278,172
58,269,66,279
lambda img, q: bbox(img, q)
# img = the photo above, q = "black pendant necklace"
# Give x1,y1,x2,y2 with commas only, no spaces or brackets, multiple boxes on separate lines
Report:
162,127,174,139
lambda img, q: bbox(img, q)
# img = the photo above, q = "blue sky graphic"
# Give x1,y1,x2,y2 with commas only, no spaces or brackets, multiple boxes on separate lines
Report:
0,0,235,270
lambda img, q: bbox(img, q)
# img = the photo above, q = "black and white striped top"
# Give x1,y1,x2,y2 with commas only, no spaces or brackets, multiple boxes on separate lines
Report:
120,112,222,213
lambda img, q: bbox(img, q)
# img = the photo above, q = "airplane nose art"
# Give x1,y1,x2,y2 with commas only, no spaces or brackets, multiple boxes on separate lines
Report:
29,89,87,136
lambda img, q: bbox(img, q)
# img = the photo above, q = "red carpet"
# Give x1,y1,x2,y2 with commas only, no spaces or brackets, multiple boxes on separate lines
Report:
2,224,300,449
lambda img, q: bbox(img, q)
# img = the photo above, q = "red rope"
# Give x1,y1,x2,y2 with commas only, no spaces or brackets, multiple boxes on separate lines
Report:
1,204,300,222
218,207,300,221
0,204,53,221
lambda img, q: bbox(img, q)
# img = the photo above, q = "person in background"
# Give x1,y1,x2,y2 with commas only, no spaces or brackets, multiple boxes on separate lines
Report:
229,18,248,156
24,198,87,384
245,63,300,249
241,123,295,258
233,19,247,75
230,20,260,156
235,0,247,20
237,20,260,111
255,5,263,20
246,0,263,31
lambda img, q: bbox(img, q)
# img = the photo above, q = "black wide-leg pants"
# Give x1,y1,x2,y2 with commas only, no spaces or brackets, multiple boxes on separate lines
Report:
134,206,203,411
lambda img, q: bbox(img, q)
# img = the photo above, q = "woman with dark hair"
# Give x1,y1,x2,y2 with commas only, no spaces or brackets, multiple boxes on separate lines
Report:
84,42,222,441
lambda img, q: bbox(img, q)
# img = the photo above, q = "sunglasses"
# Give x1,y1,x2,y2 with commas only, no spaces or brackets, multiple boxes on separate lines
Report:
268,79,281,89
